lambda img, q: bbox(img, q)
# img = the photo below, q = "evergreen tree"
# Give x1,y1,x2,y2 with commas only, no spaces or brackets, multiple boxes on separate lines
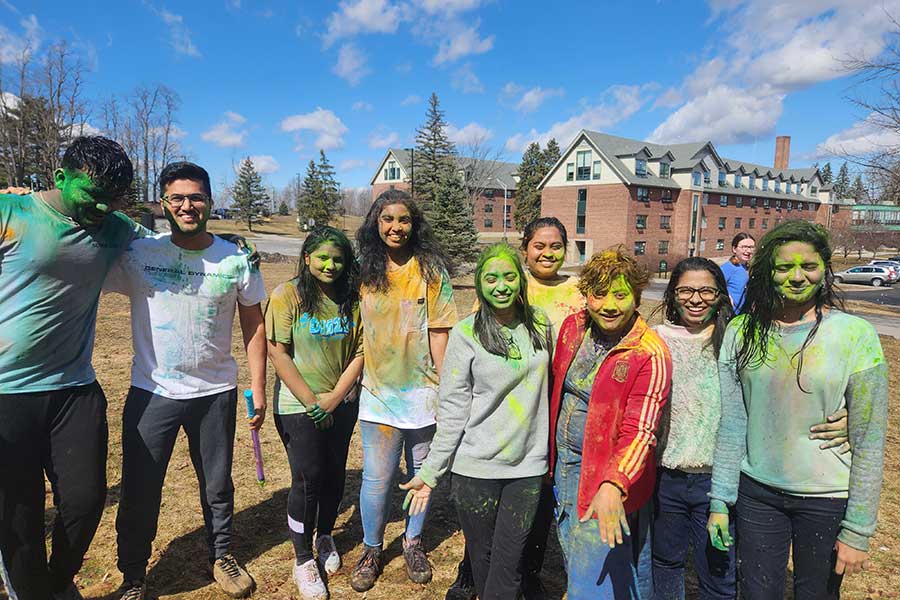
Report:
514,142,546,231
834,162,851,198
849,175,868,203
821,162,833,184
233,157,269,231
317,149,341,223
297,159,322,227
430,168,479,268
413,92,457,212
278,199,290,215
542,138,561,170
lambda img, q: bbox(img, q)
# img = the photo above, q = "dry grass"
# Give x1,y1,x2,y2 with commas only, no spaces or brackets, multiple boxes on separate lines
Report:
42,262,899,599
206,215,365,238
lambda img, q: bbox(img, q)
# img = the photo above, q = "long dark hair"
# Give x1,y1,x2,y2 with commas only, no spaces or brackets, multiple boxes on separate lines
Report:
295,226,359,324
654,257,733,358
473,244,549,359
357,189,451,292
735,220,843,388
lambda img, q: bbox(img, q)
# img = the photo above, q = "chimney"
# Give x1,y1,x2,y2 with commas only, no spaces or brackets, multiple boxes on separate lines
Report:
774,135,791,170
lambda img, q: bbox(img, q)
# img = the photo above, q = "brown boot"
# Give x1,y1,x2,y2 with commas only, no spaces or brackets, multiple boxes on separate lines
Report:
211,553,255,598
350,545,383,592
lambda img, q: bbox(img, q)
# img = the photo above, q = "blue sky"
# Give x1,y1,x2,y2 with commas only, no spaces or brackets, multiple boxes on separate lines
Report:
4,0,898,192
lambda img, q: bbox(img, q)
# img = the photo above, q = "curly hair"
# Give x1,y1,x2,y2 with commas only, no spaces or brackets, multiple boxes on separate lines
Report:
577,245,652,305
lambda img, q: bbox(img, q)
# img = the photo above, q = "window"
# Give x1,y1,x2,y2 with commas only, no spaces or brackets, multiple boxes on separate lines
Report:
484,219,493,228
575,240,586,263
637,187,650,202
592,160,602,180
634,241,646,255
636,214,648,229
566,163,574,181
718,171,726,187
659,162,670,179
776,200,782,210
749,175,756,190
385,160,400,180
716,239,725,251
505,204,511,214
736,197,744,208
810,185,818,196
576,150,591,181
763,198,770,209
660,215,671,229
661,189,673,202
797,202,803,211
692,171,702,186
750,197,757,208
735,174,742,188
701,216,708,228
749,217,756,229
718,217,727,229
658,240,669,255
719,195,728,207
483,203,493,213
787,201,793,211
636,158,647,177
807,202,813,211
735,217,742,228
576,189,587,235
505,218,511,229
762,179,769,191
762,218,769,229
775,181,781,193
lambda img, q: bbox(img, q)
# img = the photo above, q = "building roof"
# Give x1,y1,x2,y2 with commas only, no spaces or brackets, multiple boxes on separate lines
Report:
372,148,519,190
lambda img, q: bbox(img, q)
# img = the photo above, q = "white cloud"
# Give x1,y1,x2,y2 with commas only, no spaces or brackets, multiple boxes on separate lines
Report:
0,91,19,111
400,94,422,106
446,122,493,146
505,84,647,153
73,122,102,136
503,84,564,113
202,111,248,147
339,158,367,171
451,63,483,94
433,21,494,64
157,9,201,57
652,87,683,109
0,14,40,63
323,0,406,47
368,128,400,149
281,108,349,151
415,0,484,16
333,43,371,86
814,113,900,158
247,155,280,174
352,100,374,111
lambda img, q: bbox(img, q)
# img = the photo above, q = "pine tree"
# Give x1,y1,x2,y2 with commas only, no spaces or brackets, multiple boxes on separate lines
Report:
514,142,546,231
297,159,322,228
233,157,269,231
413,92,457,212
820,162,833,184
849,175,868,203
278,199,290,215
431,168,479,269
542,138,561,170
834,162,851,198
316,149,341,223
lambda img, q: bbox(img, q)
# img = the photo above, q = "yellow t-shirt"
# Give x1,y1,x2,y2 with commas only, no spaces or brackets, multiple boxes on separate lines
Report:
359,259,458,428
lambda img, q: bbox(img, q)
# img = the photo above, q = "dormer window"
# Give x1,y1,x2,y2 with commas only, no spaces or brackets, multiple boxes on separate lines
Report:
704,171,711,187
775,181,782,193
636,158,648,177
810,185,818,196
749,175,756,190
718,171,726,187
659,162,670,179
735,174,742,188
762,179,769,191
692,171,702,186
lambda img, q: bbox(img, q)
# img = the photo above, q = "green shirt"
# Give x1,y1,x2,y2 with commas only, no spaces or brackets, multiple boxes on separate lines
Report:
264,281,363,415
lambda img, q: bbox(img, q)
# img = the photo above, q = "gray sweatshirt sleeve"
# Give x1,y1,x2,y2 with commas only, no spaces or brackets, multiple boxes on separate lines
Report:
709,332,747,513
418,328,475,488
838,363,889,551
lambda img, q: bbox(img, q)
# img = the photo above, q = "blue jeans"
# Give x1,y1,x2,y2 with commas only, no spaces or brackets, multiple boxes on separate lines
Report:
554,392,652,600
358,420,435,548
652,468,736,599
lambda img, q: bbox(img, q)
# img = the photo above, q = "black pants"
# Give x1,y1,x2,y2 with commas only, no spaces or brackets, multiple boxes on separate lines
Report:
274,400,358,562
736,474,846,600
116,386,237,581
0,382,108,600
453,474,542,600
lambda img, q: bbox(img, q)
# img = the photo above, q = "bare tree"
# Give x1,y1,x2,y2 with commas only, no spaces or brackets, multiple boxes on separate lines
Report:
456,135,510,208
35,41,90,176
0,46,36,187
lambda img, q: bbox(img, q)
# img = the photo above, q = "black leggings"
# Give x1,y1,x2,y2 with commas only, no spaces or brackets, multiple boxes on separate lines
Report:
274,400,358,562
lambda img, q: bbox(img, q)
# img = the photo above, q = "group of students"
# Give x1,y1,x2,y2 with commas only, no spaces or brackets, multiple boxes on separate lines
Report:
0,135,889,600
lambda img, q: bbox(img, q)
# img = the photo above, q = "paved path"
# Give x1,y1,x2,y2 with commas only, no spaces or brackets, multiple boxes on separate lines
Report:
247,233,304,256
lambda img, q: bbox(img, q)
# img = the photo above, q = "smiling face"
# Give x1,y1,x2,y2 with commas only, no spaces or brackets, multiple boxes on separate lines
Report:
674,269,719,328
479,256,522,311
586,274,637,337
525,226,566,281
733,238,756,265
378,202,413,249
772,241,825,305
54,168,124,225
305,241,345,287
161,178,211,236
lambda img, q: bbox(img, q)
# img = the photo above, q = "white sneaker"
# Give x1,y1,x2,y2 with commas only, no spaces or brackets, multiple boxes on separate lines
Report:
315,534,341,576
293,559,328,600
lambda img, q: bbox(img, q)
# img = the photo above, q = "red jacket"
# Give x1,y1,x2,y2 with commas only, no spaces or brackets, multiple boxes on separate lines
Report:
549,311,671,516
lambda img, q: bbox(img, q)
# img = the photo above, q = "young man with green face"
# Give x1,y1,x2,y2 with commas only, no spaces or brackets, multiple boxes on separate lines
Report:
0,137,141,600
103,162,267,600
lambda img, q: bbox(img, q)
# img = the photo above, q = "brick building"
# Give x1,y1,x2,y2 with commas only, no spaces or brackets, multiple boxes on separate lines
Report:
539,130,847,264
370,148,519,234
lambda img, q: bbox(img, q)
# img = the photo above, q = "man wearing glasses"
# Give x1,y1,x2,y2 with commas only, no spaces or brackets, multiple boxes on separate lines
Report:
103,162,267,600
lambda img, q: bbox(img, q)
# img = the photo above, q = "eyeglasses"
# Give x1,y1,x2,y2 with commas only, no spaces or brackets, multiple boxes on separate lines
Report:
162,193,210,207
674,286,719,301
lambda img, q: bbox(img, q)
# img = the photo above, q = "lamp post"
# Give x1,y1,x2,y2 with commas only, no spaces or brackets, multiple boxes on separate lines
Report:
404,147,415,199
496,177,508,241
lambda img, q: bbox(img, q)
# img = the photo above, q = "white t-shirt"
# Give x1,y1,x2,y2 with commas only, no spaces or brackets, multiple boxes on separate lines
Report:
105,233,267,399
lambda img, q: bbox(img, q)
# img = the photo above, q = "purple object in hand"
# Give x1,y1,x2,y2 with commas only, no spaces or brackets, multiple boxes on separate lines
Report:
243,389,265,486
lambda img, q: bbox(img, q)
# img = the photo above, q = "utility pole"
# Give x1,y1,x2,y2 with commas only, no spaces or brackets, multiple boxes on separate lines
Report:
496,177,508,241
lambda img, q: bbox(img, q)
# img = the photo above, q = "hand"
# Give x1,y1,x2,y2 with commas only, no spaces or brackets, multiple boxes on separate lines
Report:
835,540,870,575
248,404,266,431
581,482,630,548
810,408,850,454
399,476,432,516
306,402,330,424
707,512,733,551
217,234,261,270
315,391,342,414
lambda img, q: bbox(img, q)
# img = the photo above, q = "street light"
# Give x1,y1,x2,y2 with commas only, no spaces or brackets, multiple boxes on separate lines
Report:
496,177,508,241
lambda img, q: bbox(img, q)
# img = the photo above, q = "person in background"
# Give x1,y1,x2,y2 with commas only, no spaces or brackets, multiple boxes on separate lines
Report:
719,233,755,313
708,220,888,600
265,226,364,600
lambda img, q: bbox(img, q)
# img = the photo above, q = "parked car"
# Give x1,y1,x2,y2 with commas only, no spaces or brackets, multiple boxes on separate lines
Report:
868,260,900,281
834,265,895,287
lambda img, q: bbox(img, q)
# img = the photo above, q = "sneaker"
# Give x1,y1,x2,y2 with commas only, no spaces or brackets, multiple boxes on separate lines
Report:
522,572,547,600
315,534,341,576
211,553,255,598
293,559,328,600
445,560,476,600
349,545,383,592
116,579,147,600
51,583,84,600
402,536,432,584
